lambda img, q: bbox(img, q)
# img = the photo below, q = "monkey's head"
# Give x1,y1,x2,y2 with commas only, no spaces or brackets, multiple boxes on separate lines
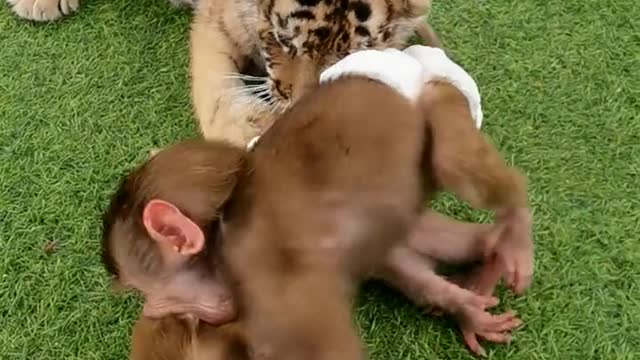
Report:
100,139,246,324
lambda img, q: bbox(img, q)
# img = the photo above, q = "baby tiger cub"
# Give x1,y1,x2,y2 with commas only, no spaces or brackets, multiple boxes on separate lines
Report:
190,0,440,146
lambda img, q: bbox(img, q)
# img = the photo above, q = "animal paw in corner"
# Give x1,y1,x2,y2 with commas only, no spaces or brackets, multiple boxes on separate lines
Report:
7,0,79,21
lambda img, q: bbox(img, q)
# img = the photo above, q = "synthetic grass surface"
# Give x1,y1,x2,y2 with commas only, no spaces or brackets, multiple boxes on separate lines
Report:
1,0,639,358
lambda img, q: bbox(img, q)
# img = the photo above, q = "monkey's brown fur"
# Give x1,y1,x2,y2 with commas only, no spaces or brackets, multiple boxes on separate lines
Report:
104,78,531,359
217,77,529,359
130,315,250,360
102,141,245,282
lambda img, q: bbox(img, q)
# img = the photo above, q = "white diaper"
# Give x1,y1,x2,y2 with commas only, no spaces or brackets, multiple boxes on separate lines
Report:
319,49,426,102
319,45,484,129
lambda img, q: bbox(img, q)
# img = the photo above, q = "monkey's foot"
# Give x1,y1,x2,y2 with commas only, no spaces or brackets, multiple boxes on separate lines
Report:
7,0,79,21
495,208,533,295
424,284,520,356
457,309,521,357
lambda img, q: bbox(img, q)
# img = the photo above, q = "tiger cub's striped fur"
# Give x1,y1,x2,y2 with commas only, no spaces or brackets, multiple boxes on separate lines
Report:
190,0,435,146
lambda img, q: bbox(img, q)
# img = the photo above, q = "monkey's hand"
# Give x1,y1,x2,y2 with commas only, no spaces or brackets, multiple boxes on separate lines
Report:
495,208,533,295
423,254,522,356
428,293,521,357
456,305,521,357
449,258,521,356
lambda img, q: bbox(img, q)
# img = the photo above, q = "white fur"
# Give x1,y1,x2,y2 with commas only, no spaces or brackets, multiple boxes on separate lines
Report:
319,46,484,129
247,135,261,151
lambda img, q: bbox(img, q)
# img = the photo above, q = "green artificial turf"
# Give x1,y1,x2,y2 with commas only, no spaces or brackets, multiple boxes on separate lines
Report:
1,0,639,358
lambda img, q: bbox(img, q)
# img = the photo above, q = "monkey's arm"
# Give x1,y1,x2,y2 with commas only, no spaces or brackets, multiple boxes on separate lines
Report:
379,210,522,356
420,82,533,295
379,245,519,356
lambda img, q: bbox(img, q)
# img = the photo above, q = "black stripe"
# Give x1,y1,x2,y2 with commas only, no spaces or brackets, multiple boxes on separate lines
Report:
290,9,316,20
227,55,241,71
296,0,322,6
266,0,275,19
355,25,371,37
384,0,394,23
217,15,243,56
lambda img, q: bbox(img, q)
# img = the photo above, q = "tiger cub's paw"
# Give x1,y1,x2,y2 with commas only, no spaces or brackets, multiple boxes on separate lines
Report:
7,0,79,21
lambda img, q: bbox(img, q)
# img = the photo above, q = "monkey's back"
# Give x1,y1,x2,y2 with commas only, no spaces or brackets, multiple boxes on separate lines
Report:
222,77,426,360
252,76,426,271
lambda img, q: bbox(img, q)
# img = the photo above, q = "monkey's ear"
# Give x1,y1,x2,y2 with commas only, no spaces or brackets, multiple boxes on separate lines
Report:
142,199,205,256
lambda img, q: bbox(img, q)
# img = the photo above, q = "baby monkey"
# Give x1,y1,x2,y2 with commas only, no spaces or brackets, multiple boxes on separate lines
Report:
103,79,530,358
103,141,520,359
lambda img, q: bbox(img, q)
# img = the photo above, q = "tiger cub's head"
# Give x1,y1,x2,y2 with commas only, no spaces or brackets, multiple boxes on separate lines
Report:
256,0,431,108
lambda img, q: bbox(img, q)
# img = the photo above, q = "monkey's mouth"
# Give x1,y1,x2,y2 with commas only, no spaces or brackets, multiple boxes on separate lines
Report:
142,300,236,325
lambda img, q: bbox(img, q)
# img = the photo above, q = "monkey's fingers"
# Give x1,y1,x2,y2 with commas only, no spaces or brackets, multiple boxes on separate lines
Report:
463,329,513,357
512,257,533,295
496,208,534,295
476,311,515,332
423,292,496,317
459,308,515,335
479,331,513,344
460,312,520,356
462,330,487,357
514,274,533,295
471,294,500,310
504,261,522,295
498,247,533,295
423,293,497,320
480,312,521,334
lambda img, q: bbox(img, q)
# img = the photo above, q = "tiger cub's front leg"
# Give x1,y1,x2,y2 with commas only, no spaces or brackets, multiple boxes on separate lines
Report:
190,12,274,147
6,0,79,21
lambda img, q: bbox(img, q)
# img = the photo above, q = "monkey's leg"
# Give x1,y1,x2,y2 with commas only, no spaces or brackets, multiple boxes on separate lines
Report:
407,210,509,304
403,209,505,296
406,210,499,264
382,210,522,355
422,85,533,295
452,256,519,356
190,12,274,147
425,251,516,356
380,246,520,355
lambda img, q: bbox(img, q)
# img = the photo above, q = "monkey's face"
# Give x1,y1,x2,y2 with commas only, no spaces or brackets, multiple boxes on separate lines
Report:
100,140,248,325
136,267,237,325
103,200,238,325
